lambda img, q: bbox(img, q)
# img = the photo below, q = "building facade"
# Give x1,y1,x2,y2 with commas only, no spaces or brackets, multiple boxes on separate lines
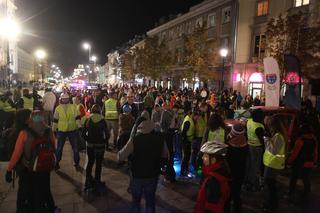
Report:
147,0,238,90
0,0,18,84
233,0,320,98
17,47,35,83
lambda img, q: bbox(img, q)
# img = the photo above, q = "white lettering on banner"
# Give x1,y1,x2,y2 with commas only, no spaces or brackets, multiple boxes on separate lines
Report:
263,57,280,107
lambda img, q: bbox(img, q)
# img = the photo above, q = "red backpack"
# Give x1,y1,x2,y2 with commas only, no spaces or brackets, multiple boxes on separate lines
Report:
29,129,56,172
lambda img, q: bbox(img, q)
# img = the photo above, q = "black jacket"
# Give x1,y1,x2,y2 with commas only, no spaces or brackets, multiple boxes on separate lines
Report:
131,131,165,179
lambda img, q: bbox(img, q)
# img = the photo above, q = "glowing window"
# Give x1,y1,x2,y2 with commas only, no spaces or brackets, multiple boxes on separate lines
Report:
257,0,268,16
249,73,264,82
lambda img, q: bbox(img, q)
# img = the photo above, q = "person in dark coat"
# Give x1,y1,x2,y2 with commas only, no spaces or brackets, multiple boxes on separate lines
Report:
118,111,168,212
226,123,249,213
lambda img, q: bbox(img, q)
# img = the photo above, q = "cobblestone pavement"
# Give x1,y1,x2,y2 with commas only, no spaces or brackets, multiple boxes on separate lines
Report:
1,144,320,213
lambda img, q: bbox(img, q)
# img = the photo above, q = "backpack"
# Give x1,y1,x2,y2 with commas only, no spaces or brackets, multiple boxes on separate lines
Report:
28,129,56,172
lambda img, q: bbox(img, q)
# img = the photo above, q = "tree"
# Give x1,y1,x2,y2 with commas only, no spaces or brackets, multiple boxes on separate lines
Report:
265,12,320,81
121,50,136,81
182,25,218,86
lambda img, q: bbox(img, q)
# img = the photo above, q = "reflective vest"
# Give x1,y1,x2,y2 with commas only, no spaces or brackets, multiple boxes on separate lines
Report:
263,133,286,170
247,119,264,146
196,116,206,138
0,100,4,111
56,104,77,132
22,96,34,110
181,115,195,142
104,98,118,120
208,128,225,143
3,100,15,112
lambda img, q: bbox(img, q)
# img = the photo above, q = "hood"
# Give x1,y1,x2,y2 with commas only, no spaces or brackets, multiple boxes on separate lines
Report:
90,113,104,123
140,110,150,120
137,120,155,134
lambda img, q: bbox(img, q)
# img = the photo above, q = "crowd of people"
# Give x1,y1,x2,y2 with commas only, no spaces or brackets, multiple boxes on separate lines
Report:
1,83,319,213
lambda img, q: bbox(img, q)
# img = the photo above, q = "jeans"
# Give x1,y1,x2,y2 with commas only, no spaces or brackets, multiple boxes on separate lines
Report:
289,165,311,196
86,147,105,182
164,130,176,181
131,177,158,213
56,130,80,165
181,139,191,176
106,119,119,148
246,146,263,188
32,172,55,213
225,180,243,213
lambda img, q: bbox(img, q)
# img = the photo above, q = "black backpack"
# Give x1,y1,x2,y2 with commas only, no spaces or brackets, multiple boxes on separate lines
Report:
0,128,14,162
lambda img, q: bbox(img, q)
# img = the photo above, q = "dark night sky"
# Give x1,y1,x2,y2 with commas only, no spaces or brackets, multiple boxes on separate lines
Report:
15,0,203,76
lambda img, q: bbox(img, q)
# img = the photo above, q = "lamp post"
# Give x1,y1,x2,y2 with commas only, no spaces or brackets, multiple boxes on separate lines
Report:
219,48,228,93
82,42,91,63
35,49,47,82
89,55,97,84
0,18,21,89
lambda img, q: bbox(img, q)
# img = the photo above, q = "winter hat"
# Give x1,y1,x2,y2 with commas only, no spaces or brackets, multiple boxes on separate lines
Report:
230,123,245,137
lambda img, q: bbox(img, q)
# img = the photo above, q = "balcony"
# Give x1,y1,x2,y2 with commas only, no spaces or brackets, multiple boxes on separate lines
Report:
254,15,268,25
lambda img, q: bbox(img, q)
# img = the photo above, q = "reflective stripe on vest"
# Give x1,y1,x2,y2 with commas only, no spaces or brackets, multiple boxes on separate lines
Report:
22,97,34,110
104,98,118,120
3,100,15,112
196,116,206,138
56,104,77,132
208,128,225,143
247,119,264,146
181,115,194,142
263,133,286,170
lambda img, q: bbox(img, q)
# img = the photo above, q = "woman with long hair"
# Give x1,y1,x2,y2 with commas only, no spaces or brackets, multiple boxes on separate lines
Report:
261,115,288,213
202,113,226,145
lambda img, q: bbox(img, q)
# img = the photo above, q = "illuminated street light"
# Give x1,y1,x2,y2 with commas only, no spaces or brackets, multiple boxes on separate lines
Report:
82,42,91,63
35,49,47,60
219,48,228,93
220,48,228,58
51,64,56,68
0,18,21,40
90,55,97,62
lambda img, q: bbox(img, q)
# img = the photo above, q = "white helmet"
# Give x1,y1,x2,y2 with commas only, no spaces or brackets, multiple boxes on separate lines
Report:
200,141,228,156
60,93,69,100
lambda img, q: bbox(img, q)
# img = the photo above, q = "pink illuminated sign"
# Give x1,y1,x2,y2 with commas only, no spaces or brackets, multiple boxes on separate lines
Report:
249,72,263,82
285,72,303,84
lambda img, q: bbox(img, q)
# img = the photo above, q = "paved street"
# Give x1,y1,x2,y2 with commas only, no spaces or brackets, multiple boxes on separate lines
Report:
1,144,320,213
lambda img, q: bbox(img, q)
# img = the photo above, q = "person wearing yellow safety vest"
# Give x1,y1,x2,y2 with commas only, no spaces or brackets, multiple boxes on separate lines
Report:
245,109,265,192
202,113,226,146
16,89,34,111
2,91,15,130
103,90,120,151
180,109,200,177
192,104,209,173
53,93,81,171
261,116,287,213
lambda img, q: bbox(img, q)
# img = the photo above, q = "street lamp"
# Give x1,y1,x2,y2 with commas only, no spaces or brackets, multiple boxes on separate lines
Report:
90,55,97,63
219,48,228,93
0,18,21,89
82,42,91,62
35,49,47,82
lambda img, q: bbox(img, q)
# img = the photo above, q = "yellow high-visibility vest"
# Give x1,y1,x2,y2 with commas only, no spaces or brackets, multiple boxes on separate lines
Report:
3,100,15,112
56,104,77,132
104,98,118,120
263,133,286,170
195,115,206,138
208,128,225,143
22,96,34,110
247,119,264,146
181,115,195,142
0,100,5,111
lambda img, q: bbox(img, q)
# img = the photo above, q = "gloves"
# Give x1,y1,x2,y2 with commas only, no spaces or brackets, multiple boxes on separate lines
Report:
5,171,12,183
